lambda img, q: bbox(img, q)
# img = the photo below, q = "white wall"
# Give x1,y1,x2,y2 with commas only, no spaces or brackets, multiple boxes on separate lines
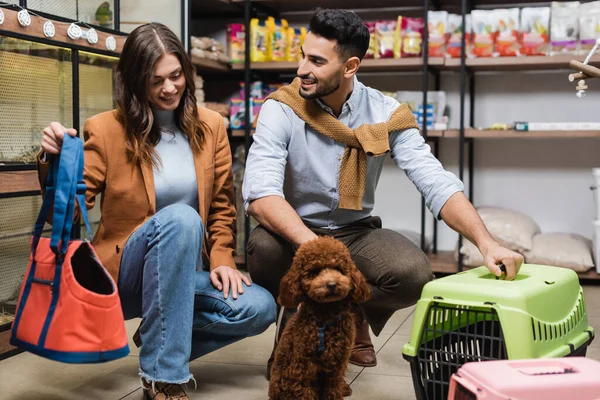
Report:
120,0,182,38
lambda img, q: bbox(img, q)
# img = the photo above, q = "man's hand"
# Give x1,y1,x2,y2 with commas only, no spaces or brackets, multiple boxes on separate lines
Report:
480,243,524,280
248,196,317,248
210,266,252,300
439,193,524,280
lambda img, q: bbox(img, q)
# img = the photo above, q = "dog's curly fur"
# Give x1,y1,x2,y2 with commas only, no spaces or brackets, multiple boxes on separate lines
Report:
268,236,371,400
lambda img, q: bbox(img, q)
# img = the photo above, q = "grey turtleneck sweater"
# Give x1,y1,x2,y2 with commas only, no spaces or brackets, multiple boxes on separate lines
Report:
152,109,199,212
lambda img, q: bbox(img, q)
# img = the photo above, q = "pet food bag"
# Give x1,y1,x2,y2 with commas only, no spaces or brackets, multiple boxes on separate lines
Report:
230,98,249,129
495,8,520,56
364,21,377,59
286,27,301,61
401,17,424,58
228,24,245,63
375,19,397,59
250,18,270,62
269,18,288,62
519,7,550,56
447,13,472,58
428,11,448,57
472,10,496,57
551,1,580,55
393,16,402,58
579,1,600,54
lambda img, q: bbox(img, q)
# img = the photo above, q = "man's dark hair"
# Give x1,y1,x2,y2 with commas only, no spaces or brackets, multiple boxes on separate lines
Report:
309,8,370,61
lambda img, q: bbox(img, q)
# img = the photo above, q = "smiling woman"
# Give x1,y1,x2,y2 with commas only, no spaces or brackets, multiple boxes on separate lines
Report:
113,23,205,168
37,22,277,400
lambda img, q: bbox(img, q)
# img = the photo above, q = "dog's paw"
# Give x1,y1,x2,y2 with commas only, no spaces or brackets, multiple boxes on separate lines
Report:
343,381,352,397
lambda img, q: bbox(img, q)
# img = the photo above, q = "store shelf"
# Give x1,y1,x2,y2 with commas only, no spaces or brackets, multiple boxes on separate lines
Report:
194,0,557,15
428,251,457,274
231,129,253,137
0,170,40,196
226,0,421,12
426,130,444,138
191,0,244,17
576,269,600,281
427,251,600,280
224,55,593,74
362,57,445,72
192,56,232,73
234,255,245,264
231,61,296,72
0,329,22,361
230,58,445,73
231,129,443,138
445,55,600,72
444,129,600,139
231,128,599,140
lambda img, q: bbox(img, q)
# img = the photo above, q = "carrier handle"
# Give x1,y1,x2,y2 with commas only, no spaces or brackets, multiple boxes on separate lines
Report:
31,135,93,257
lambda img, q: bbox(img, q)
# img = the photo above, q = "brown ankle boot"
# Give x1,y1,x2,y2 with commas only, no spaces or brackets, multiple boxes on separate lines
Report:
266,307,296,380
349,308,377,367
142,378,189,400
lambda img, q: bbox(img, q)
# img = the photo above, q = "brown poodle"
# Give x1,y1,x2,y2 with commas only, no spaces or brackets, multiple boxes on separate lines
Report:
268,236,371,400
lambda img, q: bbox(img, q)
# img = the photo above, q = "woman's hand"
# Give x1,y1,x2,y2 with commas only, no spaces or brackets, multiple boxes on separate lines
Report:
41,122,77,155
210,266,252,300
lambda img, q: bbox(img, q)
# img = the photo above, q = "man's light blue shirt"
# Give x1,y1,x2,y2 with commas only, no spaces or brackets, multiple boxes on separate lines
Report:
242,77,464,229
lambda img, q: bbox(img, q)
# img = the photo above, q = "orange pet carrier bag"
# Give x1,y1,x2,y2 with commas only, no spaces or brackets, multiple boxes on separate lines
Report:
10,134,129,363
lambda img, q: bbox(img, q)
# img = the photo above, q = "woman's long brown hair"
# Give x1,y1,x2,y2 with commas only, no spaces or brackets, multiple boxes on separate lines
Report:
114,23,205,167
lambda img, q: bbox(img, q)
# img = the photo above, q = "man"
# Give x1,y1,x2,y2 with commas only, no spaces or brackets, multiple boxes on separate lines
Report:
242,8,524,375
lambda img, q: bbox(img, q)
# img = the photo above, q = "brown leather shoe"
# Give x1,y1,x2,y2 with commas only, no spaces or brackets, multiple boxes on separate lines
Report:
349,308,377,367
142,378,189,400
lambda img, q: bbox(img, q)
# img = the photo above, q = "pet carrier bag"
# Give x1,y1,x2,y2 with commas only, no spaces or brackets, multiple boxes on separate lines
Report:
448,357,600,400
401,264,595,400
10,134,129,363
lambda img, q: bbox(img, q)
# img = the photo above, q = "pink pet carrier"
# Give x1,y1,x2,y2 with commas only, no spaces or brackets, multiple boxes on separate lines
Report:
448,357,600,400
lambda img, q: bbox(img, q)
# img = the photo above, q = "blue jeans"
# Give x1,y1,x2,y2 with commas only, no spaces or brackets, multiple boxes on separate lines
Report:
118,204,277,384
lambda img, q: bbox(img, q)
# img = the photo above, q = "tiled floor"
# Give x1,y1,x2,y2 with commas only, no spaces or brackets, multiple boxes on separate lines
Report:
2,284,600,400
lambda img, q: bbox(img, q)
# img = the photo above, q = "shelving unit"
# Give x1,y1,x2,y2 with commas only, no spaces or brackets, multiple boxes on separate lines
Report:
0,1,127,361
195,55,597,75
230,129,445,138
444,129,600,139
447,1,600,281
191,0,447,266
229,57,446,73
445,54,600,71
191,0,600,281
191,56,232,73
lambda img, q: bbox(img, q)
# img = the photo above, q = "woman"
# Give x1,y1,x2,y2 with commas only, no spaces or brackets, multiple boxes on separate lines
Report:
39,23,276,400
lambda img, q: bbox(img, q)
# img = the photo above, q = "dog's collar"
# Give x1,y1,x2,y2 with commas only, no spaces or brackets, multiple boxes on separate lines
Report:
317,315,344,354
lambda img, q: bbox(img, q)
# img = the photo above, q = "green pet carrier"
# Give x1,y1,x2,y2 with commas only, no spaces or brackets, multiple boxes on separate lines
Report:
401,264,595,400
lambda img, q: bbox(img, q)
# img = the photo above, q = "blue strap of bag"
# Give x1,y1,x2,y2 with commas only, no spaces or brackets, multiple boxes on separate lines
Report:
31,134,93,257
29,134,94,347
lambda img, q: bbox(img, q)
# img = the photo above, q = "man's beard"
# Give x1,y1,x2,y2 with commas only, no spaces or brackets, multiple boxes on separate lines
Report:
298,74,342,100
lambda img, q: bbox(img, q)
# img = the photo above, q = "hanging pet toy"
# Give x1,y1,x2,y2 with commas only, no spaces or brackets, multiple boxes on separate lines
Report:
569,37,600,98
